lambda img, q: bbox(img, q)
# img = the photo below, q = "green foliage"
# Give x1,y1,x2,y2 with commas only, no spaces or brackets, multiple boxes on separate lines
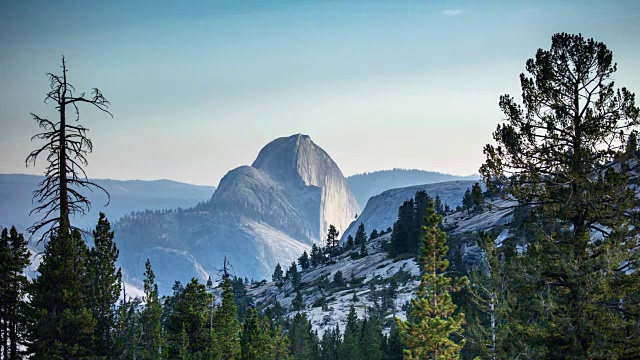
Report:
310,244,324,267
0,227,30,359
288,312,319,360
212,274,242,359
292,292,304,312
479,32,640,358
326,225,340,250
389,190,433,257
396,201,467,359
273,263,283,282
338,305,361,360
345,235,354,249
165,278,212,358
139,259,167,359
27,222,97,359
286,262,301,290
86,213,122,358
354,223,367,246
319,325,341,360
332,271,344,287
298,251,310,271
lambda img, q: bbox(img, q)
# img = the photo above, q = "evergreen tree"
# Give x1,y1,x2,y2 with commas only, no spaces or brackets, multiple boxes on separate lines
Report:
240,307,263,360
434,195,444,216
326,225,340,250
0,227,30,359
385,324,404,360
212,269,241,360
288,312,319,360
480,32,640,358
462,188,473,214
369,229,379,241
345,235,354,249
27,222,97,359
292,292,304,312
332,271,344,287
139,259,166,360
319,325,341,360
166,278,212,358
471,182,484,212
298,251,310,271
310,244,323,267
338,305,361,360
287,262,301,290
113,294,142,360
86,213,122,358
397,201,467,359
360,317,384,360
273,263,283,282
354,223,366,246
178,324,189,360
359,237,368,258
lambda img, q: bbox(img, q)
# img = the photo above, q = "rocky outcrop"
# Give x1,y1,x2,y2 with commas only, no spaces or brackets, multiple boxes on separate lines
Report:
341,180,476,240
114,134,360,293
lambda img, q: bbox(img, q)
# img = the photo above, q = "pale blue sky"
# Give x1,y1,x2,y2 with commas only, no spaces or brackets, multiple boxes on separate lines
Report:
1,0,639,186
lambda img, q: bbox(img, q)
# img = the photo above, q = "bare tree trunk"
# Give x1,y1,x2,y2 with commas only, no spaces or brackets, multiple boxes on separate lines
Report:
59,58,69,226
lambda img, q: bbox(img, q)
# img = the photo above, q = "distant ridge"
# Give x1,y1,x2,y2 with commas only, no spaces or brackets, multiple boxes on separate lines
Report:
347,168,479,208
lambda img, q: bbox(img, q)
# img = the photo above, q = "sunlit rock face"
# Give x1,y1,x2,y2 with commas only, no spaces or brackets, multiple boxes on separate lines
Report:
114,134,360,293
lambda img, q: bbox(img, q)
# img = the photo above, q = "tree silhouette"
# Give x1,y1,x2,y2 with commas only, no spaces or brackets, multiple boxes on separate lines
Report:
26,56,112,242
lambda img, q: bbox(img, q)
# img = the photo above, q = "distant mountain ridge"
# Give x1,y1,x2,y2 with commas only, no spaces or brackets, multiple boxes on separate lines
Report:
0,174,215,237
347,168,479,208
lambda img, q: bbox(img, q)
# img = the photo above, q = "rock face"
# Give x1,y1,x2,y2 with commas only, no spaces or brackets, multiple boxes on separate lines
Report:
114,134,360,293
341,180,476,241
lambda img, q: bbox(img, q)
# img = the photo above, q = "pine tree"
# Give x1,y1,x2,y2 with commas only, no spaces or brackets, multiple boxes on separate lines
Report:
369,229,379,241
139,259,166,360
319,325,341,360
385,324,404,360
354,223,366,246
240,307,263,360
212,269,241,360
360,317,384,360
470,182,484,212
434,195,444,216
114,294,142,360
298,251,310,270
178,324,189,360
166,278,212,358
338,305,361,360
326,225,340,250
288,312,319,360
480,32,640,358
292,292,304,312
0,227,30,359
462,188,473,214
359,237,368,258
273,263,284,282
287,262,301,290
86,213,122,358
345,235,354,249
27,222,97,359
397,201,467,359
310,244,323,267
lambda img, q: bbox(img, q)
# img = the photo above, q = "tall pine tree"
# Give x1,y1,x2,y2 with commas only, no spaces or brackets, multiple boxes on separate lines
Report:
397,201,467,359
86,212,122,358
27,222,97,359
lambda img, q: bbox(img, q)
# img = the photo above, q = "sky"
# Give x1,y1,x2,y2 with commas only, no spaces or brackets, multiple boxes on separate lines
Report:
1,0,639,186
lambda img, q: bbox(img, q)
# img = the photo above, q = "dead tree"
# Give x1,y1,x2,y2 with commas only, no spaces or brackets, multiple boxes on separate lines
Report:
26,56,112,242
